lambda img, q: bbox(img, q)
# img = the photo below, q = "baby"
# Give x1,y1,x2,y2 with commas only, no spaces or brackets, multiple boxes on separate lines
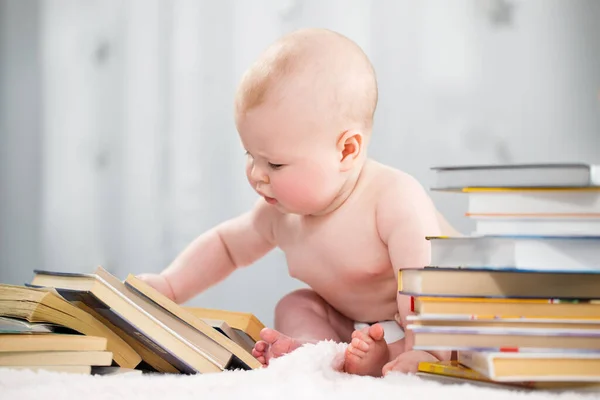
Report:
138,28,457,377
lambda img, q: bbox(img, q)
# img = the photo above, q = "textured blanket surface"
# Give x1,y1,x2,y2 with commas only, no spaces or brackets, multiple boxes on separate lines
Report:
1,341,598,400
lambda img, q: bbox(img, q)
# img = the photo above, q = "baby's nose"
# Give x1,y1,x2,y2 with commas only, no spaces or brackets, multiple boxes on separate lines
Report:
251,165,270,184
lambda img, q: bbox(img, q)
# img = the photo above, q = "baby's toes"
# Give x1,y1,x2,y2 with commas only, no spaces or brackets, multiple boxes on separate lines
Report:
346,341,366,358
251,348,267,366
253,340,268,352
351,327,371,341
251,347,263,358
350,336,370,352
382,358,399,376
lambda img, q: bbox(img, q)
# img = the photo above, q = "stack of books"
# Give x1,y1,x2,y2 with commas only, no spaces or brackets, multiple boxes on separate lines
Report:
0,266,265,375
403,163,600,391
435,163,600,236
0,316,113,375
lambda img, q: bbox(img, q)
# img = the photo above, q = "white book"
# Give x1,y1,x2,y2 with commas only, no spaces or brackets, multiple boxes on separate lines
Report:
428,235,600,271
472,217,600,236
432,163,600,189
465,189,600,215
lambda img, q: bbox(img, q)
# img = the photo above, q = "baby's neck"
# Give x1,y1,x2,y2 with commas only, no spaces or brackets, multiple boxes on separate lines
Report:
310,158,369,217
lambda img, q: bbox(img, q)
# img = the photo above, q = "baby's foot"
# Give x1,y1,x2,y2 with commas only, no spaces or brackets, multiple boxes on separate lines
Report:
382,349,440,376
251,328,303,366
344,324,389,377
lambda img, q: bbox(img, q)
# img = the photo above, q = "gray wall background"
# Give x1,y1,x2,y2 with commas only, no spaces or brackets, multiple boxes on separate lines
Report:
1,0,599,326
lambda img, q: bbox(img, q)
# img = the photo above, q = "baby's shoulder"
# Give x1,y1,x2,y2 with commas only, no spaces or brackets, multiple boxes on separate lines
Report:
368,161,442,235
365,161,436,217
365,161,427,197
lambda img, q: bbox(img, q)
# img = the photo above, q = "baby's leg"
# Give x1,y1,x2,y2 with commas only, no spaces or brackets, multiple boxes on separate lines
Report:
252,289,354,366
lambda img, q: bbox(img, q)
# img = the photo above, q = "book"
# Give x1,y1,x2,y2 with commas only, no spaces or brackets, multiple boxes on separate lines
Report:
412,296,600,319
408,315,600,331
427,235,600,270
456,188,600,236
91,366,144,376
0,316,55,333
471,217,600,236
398,267,600,299
417,360,517,386
458,351,600,382
30,267,235,374
416,364,600,391
123,273,261,370
184,307,264,343
461,188,600,216
409,324,600,352
418,360,492,382
0,334,107,353
70,300,178,373
0,350,113,367
0,365,93,374
415,371,525,390
431,163,600,190
202,318,254,353
0,284,141,368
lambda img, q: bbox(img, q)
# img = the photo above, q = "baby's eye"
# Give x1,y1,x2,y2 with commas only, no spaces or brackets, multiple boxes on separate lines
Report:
268,162,284,170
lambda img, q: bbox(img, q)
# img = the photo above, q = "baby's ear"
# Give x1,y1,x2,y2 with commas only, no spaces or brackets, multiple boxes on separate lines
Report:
337,130,363,172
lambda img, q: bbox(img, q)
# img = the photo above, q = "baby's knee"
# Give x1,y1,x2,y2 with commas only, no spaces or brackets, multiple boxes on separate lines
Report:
275,288,326,316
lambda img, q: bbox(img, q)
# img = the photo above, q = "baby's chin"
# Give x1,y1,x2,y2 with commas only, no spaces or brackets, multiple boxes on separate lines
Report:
271,202,330,216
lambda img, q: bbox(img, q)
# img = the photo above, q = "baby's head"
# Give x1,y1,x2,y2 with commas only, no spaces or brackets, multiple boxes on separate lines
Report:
234,28,378,215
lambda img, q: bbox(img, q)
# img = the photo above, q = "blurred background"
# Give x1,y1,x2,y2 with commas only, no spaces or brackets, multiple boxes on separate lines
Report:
1,0,599,326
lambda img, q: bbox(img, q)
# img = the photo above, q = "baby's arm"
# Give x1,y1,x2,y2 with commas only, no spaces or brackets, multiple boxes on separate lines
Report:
139,199,277,304
376,173,452,363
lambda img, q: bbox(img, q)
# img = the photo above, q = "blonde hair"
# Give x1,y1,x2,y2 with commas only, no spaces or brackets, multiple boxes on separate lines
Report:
234,29,378,130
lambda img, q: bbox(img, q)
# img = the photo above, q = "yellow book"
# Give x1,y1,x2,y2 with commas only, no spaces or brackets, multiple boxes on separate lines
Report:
459,351,600,382
0,334,107,353
0,284,141,368
413,296,600,320
0,365,92,374
124,274,262,370
418,360,490,382
0,350,113,366
201,318,254,354
417,360,600,391
184,308,265,343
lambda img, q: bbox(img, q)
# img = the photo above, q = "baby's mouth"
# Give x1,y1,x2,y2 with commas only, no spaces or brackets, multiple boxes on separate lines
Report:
257,189,277,205
263,195,277,205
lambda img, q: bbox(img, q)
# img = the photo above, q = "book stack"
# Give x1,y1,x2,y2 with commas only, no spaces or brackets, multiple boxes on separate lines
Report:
0,316,113,375
402,163,600,390
0,266,265,375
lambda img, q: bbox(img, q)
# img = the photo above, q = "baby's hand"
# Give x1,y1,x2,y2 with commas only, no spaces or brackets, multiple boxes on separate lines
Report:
382,350,439,376
136,273,176,302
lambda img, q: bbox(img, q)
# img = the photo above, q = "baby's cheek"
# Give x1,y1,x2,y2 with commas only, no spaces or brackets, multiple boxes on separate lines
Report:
276,178,314,205
276,170,331,209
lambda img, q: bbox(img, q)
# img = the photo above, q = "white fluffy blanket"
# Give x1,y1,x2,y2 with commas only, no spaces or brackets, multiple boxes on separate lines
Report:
1,341,598,400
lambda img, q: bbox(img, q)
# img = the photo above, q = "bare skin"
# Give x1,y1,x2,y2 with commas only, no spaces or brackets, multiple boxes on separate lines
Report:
244,160,450,376
137,28,457,377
